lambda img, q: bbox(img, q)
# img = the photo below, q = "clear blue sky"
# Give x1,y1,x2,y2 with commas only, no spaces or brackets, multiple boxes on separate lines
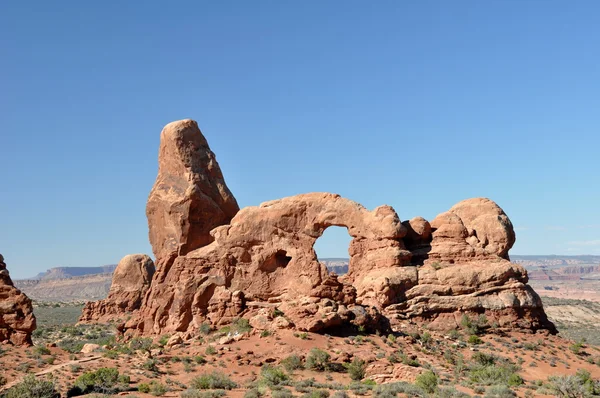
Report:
2,2,600,279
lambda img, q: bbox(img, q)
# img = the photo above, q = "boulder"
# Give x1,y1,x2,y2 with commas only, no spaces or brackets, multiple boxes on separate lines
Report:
0,254,36,345
79,254,155,322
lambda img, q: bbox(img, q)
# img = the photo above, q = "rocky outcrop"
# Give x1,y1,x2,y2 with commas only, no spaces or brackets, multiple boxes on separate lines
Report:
80,254,155,322
83,119,555,337
146,119,239,270
0,254,36,345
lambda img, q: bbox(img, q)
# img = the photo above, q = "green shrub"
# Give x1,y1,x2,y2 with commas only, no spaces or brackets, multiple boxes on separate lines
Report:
138,382,151,393
205,345,217,355
272,388,294,398
373,382,425,398
281,354,304,372
244,388,263,398
4,374,59,398
73,367,121,394
436,386,471,397
148,380,168,396
261,365,289,386
182,390,227,398
347,358,367,381
191,371,237,390
231,318,252,334
468,335,483,345
301,389,330,398
305,348,331,371
484,384,516,397
415,370,438,393
34,346,51,356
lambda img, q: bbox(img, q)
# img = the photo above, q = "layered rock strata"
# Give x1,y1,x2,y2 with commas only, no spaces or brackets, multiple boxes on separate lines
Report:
0,254,36,345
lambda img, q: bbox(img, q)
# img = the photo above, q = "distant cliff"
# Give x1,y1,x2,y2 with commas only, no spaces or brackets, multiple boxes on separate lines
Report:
14,265,117,302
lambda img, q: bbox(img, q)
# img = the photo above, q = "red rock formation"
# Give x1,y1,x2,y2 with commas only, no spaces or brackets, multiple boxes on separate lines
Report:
80,254,155,322
83,119,556,337
0,254,36,345
146,119,239,270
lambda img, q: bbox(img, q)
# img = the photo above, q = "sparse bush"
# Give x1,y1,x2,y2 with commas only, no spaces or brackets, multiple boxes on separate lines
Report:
347,358,367,381
468,335,483,345
484,385,516,398
272,388,294,398
305,348,331,371
301,389,330,398
191,371,237,390
147,380,167,396
34,346,51,356
4,374,59,398
70,367,127,395
181,389,227,398
415,370,438,393
205,345,217,355
244,388,263,398
436,386,470,397
261,365,289,387
281,354,304,372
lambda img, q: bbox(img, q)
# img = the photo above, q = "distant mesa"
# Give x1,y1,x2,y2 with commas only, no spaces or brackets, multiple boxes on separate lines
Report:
0,253,36,346
14,265,116,302
80,119,557,338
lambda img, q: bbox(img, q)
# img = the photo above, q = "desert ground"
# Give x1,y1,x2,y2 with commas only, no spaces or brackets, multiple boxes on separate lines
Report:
1,302,599,397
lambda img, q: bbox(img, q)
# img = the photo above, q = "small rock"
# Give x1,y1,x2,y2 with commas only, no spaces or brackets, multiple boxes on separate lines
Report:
80,343,100,354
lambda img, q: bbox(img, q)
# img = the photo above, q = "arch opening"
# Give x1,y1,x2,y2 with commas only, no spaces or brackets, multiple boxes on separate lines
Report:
313,226,352,275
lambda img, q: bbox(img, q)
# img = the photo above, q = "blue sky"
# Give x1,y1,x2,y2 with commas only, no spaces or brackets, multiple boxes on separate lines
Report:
2,2,600,279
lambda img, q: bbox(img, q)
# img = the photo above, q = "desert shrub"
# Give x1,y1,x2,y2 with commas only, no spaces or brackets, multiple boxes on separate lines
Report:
472,352,498,366
448,329,461,340
461,314,488,335
72,367,121,394
231,318,252,334
281,354,304,372
205,345,217,355
272,389,294,398
301,389,330,398
468,335,483,345
484,385,516,398
305,348,331,371
4,374,59,398
415,370,438,393
436,386,471,397
138,383,151,393
373,382,426,397
347,358,367,381
244,388,263,398
191,371,237,390
129,336,153,352
348,381,373,396
261,365,290,387
142,358,159,372
547,371,599,397
181,390,227,398
149,380,167,396
570,340,585,355
331,392,349,398
158,334,170,346
34,346,51,356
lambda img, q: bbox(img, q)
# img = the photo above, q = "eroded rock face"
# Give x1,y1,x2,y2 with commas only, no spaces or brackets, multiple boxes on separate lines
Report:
0,254,36,345
80,254,155,322
429,198,516,263
146,119,239,269
129,193,408,335
83,119,555,337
